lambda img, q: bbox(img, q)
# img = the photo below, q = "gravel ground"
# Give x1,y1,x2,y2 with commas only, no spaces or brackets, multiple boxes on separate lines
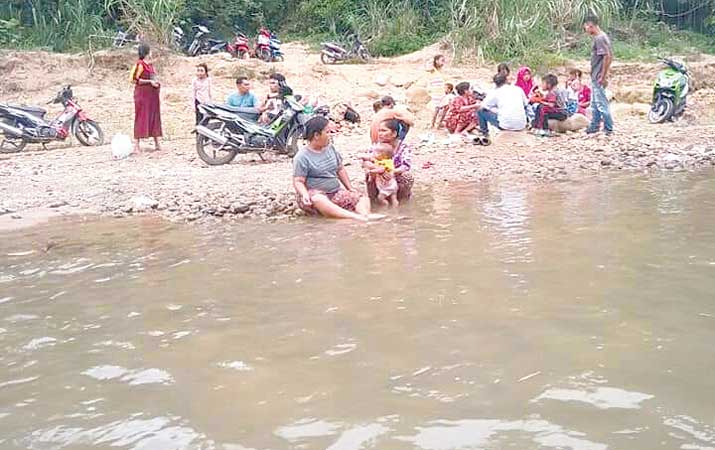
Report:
2,45,714,229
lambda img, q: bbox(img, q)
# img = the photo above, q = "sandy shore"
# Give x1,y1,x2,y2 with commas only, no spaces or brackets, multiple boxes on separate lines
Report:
2,44,715,226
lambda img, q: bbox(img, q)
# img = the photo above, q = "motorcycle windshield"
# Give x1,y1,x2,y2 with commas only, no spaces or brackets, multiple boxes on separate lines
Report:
656,69,682,88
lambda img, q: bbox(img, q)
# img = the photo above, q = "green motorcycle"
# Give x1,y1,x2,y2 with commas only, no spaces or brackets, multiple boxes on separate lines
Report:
648,58,690,124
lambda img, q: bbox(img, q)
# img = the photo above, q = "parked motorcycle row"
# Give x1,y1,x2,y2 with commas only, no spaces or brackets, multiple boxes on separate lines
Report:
172,24,284,62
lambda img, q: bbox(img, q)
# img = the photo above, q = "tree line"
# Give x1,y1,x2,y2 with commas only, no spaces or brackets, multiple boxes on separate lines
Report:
1,0,713,63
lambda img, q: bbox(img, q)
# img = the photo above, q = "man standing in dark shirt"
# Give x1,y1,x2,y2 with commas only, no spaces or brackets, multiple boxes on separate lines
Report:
584,15,614,135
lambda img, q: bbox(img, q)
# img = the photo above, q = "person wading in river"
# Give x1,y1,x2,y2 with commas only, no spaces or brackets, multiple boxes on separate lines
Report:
584,15,614,135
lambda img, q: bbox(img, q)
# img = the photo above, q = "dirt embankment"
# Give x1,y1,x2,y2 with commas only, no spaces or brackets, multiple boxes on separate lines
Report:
1,43,715,229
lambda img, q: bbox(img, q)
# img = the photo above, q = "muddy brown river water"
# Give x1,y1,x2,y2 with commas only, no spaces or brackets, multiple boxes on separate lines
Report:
1,173,715,450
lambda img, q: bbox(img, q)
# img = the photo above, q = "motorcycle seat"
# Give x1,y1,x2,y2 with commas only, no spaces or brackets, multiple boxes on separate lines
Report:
208,39,224,45
208,103,261,122
9,104,46,118
322,42,345,53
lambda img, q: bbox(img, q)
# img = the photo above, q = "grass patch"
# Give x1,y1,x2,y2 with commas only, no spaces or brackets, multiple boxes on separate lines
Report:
564,19,715,62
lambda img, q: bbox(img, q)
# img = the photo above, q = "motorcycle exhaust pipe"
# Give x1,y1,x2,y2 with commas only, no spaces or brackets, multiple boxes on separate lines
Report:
0,120,25,138
195,125,229,147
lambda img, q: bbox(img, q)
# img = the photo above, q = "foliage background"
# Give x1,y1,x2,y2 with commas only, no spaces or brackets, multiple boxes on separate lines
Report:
1,0,713,63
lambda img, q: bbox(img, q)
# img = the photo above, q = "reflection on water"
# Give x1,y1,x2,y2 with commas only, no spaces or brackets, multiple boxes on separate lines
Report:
2,173,715,449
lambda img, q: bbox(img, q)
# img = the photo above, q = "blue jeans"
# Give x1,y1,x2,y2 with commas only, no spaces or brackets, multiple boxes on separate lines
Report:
589,82,614,132
478,109,499,134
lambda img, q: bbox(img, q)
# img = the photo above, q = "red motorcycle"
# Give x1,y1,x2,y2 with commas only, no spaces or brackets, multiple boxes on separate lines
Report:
0,85,104,153
228,27,251,59
255,27,272,62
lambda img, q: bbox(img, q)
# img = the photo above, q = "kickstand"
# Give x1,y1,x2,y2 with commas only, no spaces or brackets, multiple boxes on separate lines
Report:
42,143,48,151
258,152,266,162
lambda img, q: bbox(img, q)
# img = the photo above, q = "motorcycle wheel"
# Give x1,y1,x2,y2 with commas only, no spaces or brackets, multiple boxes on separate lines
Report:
358,48,370,61
0,118,27,153
321,53,336,65
238,50,249,60
284,125,305,158
274,54,284,62
196,119,238,166
73,119,104,146
258,48,272,62
648,97,674,124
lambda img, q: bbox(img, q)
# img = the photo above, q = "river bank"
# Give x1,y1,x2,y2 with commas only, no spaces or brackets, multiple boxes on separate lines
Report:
2,44,715,227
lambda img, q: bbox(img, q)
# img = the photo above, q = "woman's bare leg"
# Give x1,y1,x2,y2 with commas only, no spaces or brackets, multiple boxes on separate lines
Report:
133,139,141,154
354,195,373,216
311,194,367,221
154,137,162,151
355,196,385,220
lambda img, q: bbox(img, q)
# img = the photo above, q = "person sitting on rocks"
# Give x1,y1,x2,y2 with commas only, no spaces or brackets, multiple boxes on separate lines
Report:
533,74,568,136
444,82,478,134
477,73,528,136
433,82,455,129
515,66,534,98
293,116,382,221
497,62,511,82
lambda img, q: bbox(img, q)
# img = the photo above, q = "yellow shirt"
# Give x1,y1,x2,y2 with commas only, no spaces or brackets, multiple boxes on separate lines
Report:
375,158,394,173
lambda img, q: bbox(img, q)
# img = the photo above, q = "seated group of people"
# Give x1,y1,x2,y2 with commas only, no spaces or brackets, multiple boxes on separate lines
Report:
288,62,596,222
432,64,592,138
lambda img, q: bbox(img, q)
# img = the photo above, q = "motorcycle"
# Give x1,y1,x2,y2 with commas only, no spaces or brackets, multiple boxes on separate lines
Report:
185,24,229,56
194,96,312,165
112,28,140,48
320,35,370,64
228,27,251,59
172,25,187,53
255,27,272,62
268,33,284,62
648,58,690,124
0,86,104,154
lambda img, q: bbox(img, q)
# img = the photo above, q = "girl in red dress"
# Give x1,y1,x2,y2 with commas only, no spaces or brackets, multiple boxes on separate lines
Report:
130,44,162,153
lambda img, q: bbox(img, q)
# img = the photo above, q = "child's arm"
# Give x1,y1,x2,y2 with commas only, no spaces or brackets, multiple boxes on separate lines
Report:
368,165,386,175
357,152,376,161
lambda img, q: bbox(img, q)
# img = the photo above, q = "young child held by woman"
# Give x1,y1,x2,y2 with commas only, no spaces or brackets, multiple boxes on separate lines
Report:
360,143,399,208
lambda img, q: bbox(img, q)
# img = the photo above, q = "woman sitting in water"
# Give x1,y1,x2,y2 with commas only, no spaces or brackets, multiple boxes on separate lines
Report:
293,116,382,221
364,119,414,202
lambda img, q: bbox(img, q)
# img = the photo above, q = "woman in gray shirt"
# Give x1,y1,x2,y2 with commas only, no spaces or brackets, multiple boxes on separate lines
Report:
293,116,382,221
